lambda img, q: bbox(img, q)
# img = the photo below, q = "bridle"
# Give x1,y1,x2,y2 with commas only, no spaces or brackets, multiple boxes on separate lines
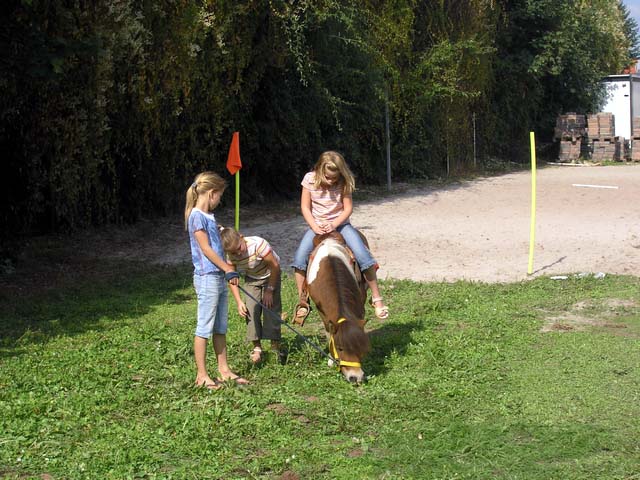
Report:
328,317,362,369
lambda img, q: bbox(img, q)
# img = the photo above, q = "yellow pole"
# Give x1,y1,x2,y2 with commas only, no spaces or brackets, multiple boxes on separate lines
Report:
235,172,240,230
527,132,537,275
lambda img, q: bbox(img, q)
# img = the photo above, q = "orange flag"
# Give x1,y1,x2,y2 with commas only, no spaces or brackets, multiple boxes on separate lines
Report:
226,132,242,175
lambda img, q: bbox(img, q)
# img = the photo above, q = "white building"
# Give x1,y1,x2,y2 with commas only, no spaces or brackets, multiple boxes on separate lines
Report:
601,74,640,139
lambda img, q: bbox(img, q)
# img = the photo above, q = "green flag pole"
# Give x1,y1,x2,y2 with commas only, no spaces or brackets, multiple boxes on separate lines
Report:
235,172,240,230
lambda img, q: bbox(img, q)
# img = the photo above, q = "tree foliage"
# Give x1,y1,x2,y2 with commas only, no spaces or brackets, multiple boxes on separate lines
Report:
0,0,636,248
618,0,640,61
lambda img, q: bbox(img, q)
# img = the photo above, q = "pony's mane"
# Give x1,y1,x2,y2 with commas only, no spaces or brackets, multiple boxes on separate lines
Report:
327,255,362,316
326,253,370,357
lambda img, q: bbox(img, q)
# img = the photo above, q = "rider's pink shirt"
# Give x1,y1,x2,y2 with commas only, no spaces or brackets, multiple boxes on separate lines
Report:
301,172,351,225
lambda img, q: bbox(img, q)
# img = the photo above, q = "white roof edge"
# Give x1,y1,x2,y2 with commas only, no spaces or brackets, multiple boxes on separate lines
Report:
603,74,640,80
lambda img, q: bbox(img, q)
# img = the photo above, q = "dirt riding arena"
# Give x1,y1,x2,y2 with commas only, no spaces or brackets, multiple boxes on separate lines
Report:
3,164,639,294
216,164,640,283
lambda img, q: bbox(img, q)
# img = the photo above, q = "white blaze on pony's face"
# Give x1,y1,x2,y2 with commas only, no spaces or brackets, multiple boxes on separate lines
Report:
307,238,355,285
341,363,366,384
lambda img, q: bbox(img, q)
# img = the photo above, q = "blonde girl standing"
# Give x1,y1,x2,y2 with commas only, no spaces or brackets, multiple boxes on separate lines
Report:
291,151,389,323
185,171,249,389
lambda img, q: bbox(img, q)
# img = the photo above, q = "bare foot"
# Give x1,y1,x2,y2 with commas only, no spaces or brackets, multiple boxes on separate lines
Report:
195,376,223,390
219,370,250,385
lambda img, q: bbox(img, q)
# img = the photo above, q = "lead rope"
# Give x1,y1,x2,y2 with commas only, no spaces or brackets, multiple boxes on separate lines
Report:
235,284,341,367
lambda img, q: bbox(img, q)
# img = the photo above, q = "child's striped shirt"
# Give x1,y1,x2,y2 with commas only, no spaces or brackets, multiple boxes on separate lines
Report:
227,236,279,280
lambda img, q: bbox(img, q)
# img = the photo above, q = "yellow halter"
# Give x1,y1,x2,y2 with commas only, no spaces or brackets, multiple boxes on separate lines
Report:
329,318,361,369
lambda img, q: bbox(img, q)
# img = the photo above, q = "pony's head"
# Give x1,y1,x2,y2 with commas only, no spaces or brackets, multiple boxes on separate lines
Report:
331,317,370,383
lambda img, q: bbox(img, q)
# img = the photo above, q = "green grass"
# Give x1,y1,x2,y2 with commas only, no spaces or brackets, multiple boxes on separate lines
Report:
1,264,639,479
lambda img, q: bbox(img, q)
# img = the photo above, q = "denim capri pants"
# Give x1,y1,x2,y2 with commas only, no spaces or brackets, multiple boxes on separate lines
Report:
291,223,377,272
193,272,228,338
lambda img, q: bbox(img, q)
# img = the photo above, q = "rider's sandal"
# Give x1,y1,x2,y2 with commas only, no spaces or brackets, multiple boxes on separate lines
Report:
293,301,311,326
370,296,389,320
249,347,263,364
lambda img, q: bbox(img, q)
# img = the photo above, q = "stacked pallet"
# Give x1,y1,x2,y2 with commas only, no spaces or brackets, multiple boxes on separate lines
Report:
554,113,586,162
586,114,600,138
631,117,640,161
586,113,621,161
554,113,586,140
591,139,621,161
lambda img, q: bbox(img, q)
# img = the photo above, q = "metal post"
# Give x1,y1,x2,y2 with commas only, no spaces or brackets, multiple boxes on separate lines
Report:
472,112,477,169
385,87,391,190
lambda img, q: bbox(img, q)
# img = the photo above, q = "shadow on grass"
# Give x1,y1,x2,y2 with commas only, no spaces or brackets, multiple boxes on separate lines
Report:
282,325,332,364
365,320,423,377
275,317,423,378
0,260,192,359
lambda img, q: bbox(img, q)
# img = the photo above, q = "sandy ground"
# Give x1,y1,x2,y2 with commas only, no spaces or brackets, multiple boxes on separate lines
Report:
202,164,640,283
4,164,637,294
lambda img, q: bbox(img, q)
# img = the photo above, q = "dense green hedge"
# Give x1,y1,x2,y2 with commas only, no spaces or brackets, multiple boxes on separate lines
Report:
0,0,635,250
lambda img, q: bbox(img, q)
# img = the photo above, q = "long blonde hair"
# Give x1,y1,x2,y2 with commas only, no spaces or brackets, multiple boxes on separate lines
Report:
184,171,226,229
313,151,355,195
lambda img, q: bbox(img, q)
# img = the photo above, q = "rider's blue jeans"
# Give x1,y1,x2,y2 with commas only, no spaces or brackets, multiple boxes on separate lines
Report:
291,223,377,272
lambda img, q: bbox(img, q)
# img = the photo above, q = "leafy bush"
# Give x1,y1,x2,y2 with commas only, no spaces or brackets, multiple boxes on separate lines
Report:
0,0,634,248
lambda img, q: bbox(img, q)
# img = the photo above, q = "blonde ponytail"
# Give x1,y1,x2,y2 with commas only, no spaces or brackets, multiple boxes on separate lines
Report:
184,171,227,229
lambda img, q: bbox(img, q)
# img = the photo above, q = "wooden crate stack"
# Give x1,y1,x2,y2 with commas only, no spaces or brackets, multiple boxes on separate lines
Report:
554,113,586,162
587,113,621,161
631,117,640,161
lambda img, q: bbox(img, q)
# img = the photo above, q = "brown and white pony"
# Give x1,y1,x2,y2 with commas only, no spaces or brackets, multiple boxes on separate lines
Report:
306,232,370,383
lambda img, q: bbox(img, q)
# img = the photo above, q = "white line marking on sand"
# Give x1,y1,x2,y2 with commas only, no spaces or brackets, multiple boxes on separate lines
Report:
572,184,619,189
